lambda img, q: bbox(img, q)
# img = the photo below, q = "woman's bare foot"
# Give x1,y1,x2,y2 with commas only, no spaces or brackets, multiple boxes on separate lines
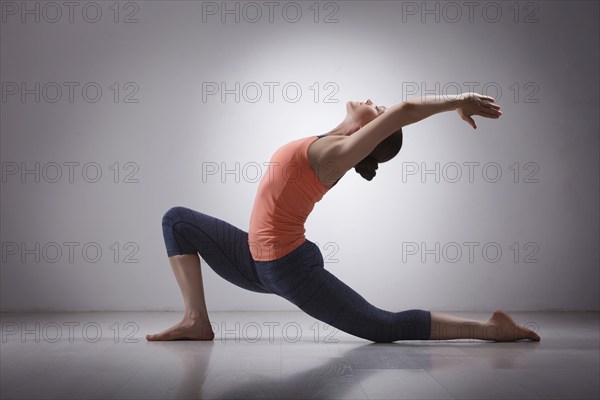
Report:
485,309,540,342
146,317,215,341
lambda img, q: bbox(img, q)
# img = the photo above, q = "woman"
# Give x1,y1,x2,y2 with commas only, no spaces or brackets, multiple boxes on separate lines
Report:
147,93,541,343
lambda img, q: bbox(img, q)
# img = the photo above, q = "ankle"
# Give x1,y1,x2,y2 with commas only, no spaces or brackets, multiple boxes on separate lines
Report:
184,309,209,323
480,319,501,341
182,314,214,334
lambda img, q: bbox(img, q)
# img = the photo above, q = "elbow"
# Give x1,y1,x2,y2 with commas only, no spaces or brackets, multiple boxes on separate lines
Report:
390,102,416,127
399,101,417,113
397,100,415,110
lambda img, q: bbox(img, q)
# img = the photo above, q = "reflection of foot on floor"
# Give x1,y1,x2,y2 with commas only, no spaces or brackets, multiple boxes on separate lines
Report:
488,309,540,342
146,318,215,341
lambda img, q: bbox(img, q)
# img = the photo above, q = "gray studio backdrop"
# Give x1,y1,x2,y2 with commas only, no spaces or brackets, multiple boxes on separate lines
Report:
1,1,598,312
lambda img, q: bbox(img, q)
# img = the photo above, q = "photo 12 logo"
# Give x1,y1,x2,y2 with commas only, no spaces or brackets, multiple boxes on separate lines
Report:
399,1,540,24
401,81,540,104
201,1,340,24
401,241,540,264
210,320,339,343
1,82,140,104
201,81,339,104
2,241,140,264
1,1,140,24
2,321,140,343
1,162,140,184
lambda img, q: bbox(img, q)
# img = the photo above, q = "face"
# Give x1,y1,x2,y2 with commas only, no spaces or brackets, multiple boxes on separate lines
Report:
346,99,387,127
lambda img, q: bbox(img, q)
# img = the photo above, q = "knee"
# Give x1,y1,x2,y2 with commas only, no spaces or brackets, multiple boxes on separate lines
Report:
162,206,190,227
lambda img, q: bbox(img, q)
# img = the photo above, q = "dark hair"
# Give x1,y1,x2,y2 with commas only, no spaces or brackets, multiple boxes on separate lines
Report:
354,127,403,181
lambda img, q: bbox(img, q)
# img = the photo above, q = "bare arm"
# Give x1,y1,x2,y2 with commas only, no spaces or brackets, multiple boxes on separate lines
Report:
318,92,501,177
404,92,502,129
402,94,464,125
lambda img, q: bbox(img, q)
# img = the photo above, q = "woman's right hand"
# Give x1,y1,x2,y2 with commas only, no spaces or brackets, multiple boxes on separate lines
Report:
457,92,502,129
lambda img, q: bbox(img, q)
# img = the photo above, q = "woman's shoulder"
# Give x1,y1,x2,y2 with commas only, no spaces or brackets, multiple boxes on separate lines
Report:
307,134,345,161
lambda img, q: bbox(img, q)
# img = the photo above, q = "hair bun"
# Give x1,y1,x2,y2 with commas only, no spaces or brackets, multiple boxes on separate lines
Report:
353,128,403,181
354,156,379,181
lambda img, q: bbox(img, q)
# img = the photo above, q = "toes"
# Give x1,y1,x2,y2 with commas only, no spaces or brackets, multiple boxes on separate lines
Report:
146,332,171,341
523,328,541,341
146,334,158,341
491,309,541,342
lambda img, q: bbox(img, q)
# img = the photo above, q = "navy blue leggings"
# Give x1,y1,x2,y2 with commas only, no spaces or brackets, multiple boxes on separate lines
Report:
162,206,431,342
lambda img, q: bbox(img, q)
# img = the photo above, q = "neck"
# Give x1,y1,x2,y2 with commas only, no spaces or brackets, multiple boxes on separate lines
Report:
321,116,359,137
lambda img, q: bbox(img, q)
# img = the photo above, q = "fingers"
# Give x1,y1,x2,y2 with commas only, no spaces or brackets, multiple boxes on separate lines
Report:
477,101,502,118
463,115,476,129
476,95,501,111
484,102,501,110
459,93,502,128
478,109,502,118
479,97,501,110
466,95,502,113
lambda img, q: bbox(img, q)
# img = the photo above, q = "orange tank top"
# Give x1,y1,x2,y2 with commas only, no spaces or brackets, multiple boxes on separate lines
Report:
248,135,333,261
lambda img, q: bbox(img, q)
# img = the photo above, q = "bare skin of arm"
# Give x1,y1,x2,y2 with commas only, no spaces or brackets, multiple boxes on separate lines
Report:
309,93,502,186
147,93,540,342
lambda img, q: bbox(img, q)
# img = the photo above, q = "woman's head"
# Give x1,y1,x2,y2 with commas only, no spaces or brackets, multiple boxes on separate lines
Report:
345,99,387,129
340,98,402,180
354,127,403,181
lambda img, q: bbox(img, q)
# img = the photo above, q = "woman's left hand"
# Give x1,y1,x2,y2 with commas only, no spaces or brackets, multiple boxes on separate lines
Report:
456,92,503,129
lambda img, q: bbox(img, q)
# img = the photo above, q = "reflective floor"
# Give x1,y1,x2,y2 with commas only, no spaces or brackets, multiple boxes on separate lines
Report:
1,311,598,399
